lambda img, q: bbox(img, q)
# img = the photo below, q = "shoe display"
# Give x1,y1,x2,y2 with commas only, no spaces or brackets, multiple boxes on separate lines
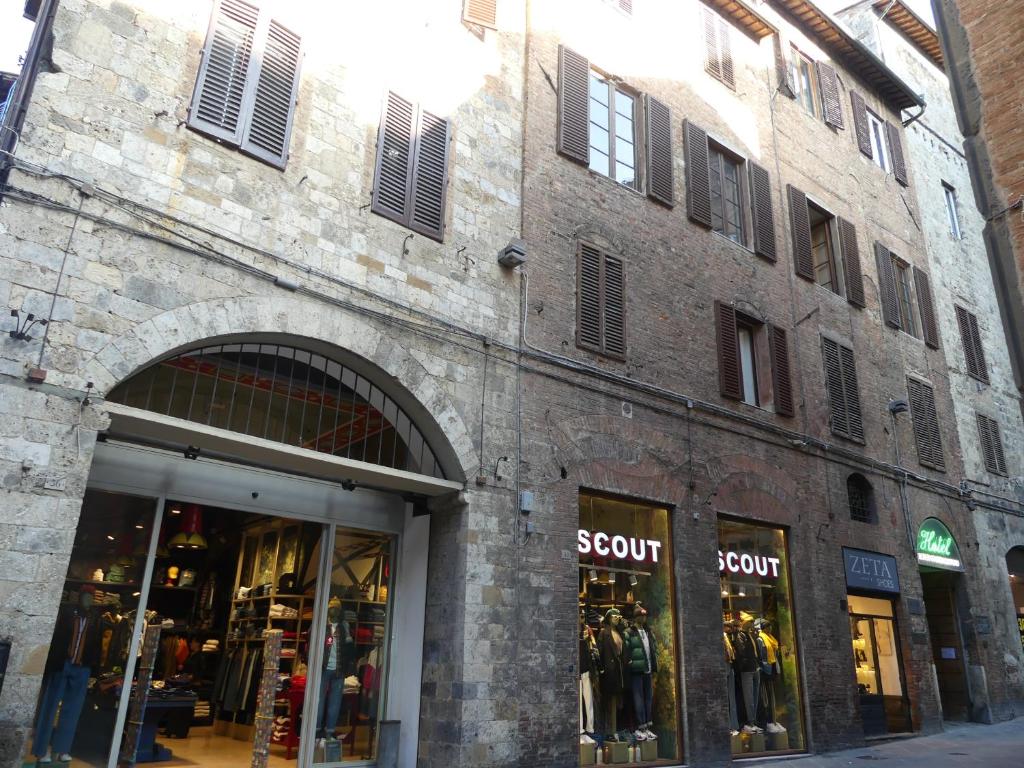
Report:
57,755,73,763
580,733,595,744
37,754,52,765
633,729,647,741
643,728,657,740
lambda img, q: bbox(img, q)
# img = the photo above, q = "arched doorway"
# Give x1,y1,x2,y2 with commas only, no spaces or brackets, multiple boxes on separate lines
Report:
25,338,463,768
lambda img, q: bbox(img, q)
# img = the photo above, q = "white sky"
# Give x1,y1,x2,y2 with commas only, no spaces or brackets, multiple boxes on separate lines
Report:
1,3,36,74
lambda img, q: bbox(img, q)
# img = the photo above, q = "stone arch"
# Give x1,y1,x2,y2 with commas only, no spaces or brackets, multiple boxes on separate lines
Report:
81,295,476,482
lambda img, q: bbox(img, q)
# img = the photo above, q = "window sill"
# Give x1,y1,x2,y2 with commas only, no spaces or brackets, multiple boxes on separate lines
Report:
711,230,755,256
584,167,645,200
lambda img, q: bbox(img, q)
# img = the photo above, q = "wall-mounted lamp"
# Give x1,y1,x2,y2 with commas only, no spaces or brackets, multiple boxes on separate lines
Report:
497,239,526,268
888,398,909,415
8,309,47,341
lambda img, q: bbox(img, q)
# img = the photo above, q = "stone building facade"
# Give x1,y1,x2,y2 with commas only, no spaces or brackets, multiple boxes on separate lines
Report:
838,0,1024,722
0,1,1022,768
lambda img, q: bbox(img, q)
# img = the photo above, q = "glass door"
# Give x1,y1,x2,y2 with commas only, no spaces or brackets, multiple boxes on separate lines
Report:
309,526,396,766
848,595,911,735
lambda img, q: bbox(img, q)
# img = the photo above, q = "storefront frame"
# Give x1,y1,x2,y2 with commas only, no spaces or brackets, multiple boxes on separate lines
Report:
64,436,433,768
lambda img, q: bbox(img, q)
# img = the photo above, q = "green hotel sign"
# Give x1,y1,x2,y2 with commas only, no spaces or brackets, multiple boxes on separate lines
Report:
916,518,964,571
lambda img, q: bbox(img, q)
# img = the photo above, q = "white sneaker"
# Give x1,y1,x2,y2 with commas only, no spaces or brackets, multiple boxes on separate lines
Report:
57,755,73,763
580,733,595,744
37,753,52,765
644,728,657,740
633,729,647,741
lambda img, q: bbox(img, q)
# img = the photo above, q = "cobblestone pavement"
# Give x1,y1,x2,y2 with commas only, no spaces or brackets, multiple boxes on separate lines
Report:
748,718,1024,767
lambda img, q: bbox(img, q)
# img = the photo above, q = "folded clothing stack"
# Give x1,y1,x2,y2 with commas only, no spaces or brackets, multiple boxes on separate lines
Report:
272,715,290,742
370,608,386,622
280,647,296,658
194,700,211,718
343,675,360,694
202,638,219,652
343,610,358,623
269,604,298,619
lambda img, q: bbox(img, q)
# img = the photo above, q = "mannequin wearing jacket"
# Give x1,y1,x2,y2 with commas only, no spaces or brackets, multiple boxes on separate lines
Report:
579,615,598,742
33,586,102,762
316,597,355,739
598,608,627,740
732,624,760,729
623,604,657,741
754,619,782,726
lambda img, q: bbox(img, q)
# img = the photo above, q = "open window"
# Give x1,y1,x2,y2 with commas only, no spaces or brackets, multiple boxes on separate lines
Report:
708,141,747,246
866,109,889,172
715,301,794,416
788,187,865,307
588,69,639,190
790,46,818,118
809,203,840,294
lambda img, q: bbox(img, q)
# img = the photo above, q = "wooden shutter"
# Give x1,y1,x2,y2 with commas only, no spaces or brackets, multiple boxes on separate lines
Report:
769,326,794,417
874,242,900,329
822,337,863,441
908,378,945,471
885,122,908,186
788,185,814,280
837,216,865,308
645,96,674,207
188,0,260,145
684,120,712,228
463,0,497,29
977,414,1007,475
773,34,795,98
240,18,302,167
716,301,742,400
839,343,864,441
913,266,939,348
955,305,989,382
850,91,872,157
371,92,415,224
718,17,735,87
817,62,844,129
703,7,721,82
409,107,451,241
821,338,849,437
577,244,602,352
577,244,625,358
749,162,776,262
603,255,626,358
557,46,590,165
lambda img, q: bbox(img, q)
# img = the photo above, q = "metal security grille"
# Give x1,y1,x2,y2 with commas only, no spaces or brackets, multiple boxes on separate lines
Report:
847,474,873,523
107,343,445,479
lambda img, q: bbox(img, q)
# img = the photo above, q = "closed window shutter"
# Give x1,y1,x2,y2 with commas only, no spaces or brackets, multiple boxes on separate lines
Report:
913,266,939,349
977,414,1007,476
557,46,590,165
822,337,850,438
463,0,497,29
684,120,712,228
577,244,602,352
603,255,626,358
749,162,776,262
839,343,864,441
769,326,794,417
956,305,989,383
188,0,260,145
874,242,901,329
908,378,945,471
240,18,302,168
885,122,908,186
837,217,865,307
816,62,844,129
645,95,674,207
409,107,451,241
850,91,872,157
718,17,735,87
788,185,814,280
371,92,415,224
716,301,742,400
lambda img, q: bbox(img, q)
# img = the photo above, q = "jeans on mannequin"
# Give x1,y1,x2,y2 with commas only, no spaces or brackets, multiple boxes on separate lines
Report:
727,667,739,732
32,661,91,757
604,693,620,736
579,673,595,734
630,673,653,727
762,673,777,723
317,673,345,736
740,670,761,725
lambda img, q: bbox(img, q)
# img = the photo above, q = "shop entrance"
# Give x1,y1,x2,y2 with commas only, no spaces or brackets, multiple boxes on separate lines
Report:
24,338,461,768
1006,548,1024,656
920,570,969,721
847,596,911,735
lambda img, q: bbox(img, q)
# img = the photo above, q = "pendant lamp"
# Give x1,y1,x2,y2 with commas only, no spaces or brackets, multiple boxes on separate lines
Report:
168,504,207,550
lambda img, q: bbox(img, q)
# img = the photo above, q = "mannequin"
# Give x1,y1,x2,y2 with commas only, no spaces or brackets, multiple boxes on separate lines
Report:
723,620,739,734
754,619,782,730
316,596,355,740
598,608,626,741
732,621,761,732
33,586,102,763
578,612,597,743
624,603,657,741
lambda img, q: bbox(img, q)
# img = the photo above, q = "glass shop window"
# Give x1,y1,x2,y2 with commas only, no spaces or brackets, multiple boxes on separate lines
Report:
578,493,681,765
719,518,805,756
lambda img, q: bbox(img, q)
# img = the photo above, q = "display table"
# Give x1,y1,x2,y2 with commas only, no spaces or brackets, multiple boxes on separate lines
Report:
135,693,197,763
